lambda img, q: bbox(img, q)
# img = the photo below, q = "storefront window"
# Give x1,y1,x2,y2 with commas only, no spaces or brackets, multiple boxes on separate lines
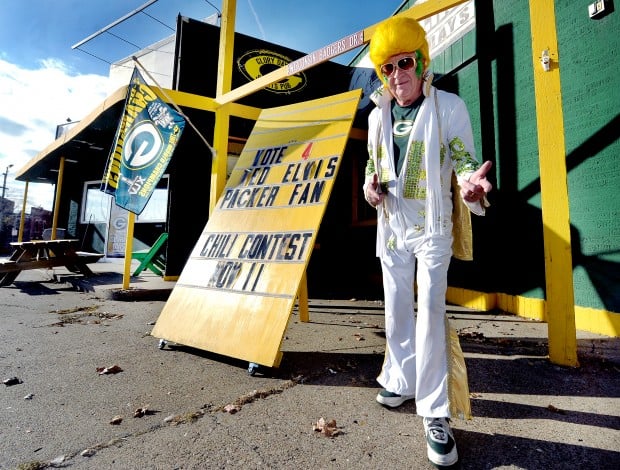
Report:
81,176,169,224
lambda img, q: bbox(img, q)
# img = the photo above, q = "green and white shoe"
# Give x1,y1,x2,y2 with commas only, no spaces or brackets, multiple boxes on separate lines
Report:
423,417,458,467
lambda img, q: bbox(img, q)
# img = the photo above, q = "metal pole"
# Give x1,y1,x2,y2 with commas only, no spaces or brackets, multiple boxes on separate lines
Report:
1,164,12,199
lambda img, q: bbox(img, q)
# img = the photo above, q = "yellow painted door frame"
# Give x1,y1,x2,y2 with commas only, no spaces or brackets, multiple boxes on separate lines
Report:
529,0,578,366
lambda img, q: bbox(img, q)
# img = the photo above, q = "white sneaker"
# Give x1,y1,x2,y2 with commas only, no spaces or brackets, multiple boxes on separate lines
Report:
423,417,458,467
375,389,415,408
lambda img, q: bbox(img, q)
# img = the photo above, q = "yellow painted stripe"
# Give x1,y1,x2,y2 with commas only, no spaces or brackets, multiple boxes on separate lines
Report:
446,287,496,311
575,306,620,337
448,287,619,338
496,293,546,322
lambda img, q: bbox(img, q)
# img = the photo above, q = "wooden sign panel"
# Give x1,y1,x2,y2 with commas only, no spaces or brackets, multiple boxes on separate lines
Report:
151,89,361,367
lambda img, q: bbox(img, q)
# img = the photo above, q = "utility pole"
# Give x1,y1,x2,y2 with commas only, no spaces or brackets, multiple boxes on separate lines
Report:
0,164,13,252
1,164,13,199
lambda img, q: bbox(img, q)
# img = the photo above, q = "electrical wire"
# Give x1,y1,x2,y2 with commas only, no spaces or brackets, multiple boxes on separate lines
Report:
204,0,222,18
104,31,143,51
73,1,215,79
141,11,175,31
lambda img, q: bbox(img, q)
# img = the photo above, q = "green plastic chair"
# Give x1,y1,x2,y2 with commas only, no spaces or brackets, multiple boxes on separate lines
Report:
132,232,168,276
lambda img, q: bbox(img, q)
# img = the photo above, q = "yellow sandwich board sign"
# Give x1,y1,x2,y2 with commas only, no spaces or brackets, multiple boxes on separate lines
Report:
151,89,362,367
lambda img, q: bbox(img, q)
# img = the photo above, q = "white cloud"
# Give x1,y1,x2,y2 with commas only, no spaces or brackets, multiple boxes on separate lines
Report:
0,58,110,212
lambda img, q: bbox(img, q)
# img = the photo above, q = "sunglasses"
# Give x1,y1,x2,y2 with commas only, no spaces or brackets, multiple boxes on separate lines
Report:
380,56,417,77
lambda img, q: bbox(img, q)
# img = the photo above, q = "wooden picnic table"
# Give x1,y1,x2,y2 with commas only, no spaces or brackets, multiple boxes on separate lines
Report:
0,239,104,286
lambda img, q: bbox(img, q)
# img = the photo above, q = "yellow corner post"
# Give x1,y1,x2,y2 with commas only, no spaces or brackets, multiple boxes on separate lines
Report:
529,0,578,366
51,157,66,240
18,181,28,242
298,271,309,323
122,211,136,290
210,0,236,214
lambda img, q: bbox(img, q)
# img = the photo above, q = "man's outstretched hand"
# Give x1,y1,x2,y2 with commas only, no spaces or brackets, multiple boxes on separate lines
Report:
460,161,493,203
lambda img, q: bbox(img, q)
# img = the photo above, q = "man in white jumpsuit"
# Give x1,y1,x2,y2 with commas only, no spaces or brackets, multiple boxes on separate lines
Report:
363,16,493,468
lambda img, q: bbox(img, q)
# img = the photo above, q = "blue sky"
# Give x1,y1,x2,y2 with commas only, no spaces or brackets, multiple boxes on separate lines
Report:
0,0,401,210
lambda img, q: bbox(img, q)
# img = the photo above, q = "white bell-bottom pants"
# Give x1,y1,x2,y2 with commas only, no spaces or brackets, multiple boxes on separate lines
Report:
377,236,452,418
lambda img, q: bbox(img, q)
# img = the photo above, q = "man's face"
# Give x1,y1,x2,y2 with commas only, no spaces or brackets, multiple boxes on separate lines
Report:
381,52,423,106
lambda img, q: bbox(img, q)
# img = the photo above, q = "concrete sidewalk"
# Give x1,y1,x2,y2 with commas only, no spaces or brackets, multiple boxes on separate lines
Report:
0,259,618,469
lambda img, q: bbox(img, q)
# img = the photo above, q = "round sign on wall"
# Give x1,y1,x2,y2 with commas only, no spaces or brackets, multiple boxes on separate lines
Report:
237,49,307,94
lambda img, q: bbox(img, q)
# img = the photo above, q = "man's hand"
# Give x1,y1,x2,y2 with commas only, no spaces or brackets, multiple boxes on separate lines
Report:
460,161,493,203
365,173,386,207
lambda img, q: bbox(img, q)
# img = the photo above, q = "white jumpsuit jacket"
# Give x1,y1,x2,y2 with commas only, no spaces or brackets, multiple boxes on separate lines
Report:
363,81,485,418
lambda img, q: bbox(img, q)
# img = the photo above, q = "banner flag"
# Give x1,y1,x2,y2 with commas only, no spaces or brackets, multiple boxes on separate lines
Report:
101,67,185,215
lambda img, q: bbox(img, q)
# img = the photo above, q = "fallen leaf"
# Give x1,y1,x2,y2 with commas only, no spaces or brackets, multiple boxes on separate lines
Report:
133,406,150,418
110,415,123,425
547,404,567,415
313,417,341,437
96,365,123,375
3,377,22,386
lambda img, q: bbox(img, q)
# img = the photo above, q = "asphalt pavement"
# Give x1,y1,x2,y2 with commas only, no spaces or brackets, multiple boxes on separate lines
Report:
0,258,618,470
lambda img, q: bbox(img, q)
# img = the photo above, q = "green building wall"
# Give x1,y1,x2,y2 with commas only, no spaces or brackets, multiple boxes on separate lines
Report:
555,0,619,313
399,0,619,317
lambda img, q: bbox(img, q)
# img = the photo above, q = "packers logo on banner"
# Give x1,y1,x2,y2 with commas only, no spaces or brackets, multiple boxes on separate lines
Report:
237,49,307,93
101,68,185,215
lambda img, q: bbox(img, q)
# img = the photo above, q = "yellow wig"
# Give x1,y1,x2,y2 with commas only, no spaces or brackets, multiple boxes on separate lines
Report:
369,16,430,83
